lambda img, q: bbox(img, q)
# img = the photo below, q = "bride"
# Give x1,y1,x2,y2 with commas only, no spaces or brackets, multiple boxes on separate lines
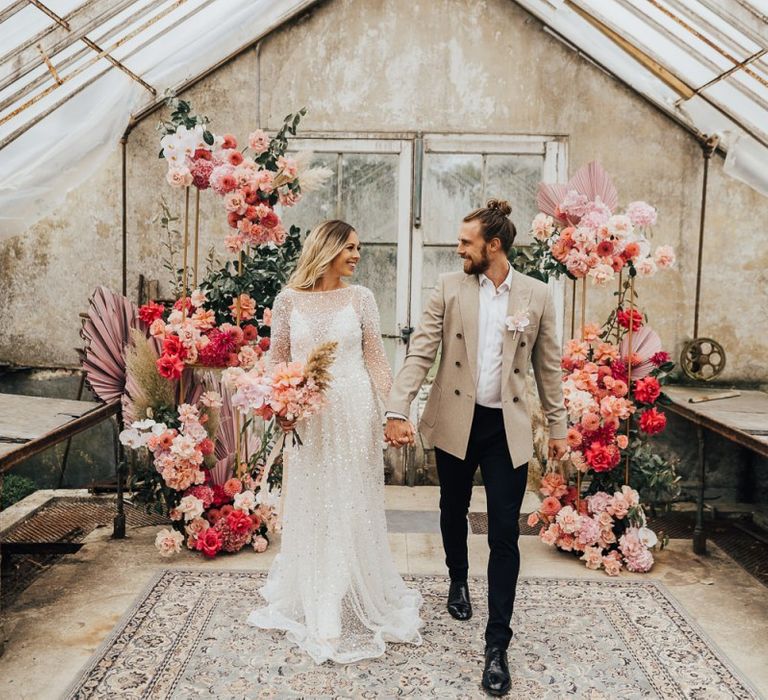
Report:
247,219,423,664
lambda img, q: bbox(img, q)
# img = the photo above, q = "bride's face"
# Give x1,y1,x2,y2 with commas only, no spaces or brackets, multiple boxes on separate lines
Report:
330,230,361,278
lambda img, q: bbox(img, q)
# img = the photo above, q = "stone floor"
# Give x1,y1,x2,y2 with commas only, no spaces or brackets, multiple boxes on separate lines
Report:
1,486,767,699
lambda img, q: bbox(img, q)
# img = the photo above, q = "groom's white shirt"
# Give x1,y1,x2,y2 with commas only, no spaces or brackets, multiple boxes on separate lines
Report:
474,263,513,408
387,263,514,419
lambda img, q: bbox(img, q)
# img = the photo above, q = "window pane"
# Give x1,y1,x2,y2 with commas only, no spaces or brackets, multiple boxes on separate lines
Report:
422,154,483,244
281,153,337,235
340,153,399,243
420,246,460,311
485,154,544,247
355,243,398,335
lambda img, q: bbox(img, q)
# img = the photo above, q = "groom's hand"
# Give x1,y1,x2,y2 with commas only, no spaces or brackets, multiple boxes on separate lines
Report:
548,438,568,462
385,418,415,448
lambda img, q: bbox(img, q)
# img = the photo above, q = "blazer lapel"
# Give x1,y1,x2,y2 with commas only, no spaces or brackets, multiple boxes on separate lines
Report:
502,270,533,385
458,274,480,383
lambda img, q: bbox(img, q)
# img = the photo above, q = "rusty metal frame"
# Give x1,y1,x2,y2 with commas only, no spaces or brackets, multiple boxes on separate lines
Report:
0,0,168,114
24,0,158,94
695,0,768,51
615,0,768,113
0,0,219,150
644,0,768,93
0,0,137,88
564,0,768,148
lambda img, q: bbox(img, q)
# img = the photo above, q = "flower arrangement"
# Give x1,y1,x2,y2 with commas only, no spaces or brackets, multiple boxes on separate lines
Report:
562,318,674,479
138,289,271,378
528,472,659,575
158,99,330,252
224,341,338,446
519,161,676,286
119,393,281,558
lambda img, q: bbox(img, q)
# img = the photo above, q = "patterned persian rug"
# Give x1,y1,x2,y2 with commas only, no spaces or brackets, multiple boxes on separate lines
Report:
66,570,759,699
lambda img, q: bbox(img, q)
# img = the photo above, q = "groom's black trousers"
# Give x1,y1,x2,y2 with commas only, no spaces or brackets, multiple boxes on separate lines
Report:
435,404,528,651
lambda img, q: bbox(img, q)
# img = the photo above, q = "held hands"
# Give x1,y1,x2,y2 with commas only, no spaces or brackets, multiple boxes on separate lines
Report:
384,418,416,448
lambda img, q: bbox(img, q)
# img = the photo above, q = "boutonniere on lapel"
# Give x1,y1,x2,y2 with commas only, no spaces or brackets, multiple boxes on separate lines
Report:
505,309,530,340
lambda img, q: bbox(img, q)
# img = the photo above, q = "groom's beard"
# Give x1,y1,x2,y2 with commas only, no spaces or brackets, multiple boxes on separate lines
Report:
462,245,490,276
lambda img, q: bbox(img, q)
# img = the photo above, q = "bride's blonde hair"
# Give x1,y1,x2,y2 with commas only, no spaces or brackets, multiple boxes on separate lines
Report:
287,219,356,290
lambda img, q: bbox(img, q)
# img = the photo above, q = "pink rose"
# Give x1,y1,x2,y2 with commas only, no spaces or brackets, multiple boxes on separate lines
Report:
155,528,184,557
555,505,581,534
252,535,268,553
654,245,675,269
527,512,540,527
248,129,270,154
580,546,603,570
166,167,192,188
540,496,562,518
540,523,560,546
602,554,622,576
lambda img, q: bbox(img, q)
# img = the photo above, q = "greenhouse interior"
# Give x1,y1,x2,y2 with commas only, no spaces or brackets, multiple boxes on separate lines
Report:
1,0,767,697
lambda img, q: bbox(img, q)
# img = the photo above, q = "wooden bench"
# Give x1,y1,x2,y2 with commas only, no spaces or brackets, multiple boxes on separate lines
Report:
664,386,768,554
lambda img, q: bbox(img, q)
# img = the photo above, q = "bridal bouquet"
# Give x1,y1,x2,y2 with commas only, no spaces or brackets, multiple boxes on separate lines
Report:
224,341,338,445
138,291,272,378
527,472,659,574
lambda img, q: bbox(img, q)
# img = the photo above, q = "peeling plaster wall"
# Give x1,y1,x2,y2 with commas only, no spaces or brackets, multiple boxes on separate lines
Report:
1,0,767,387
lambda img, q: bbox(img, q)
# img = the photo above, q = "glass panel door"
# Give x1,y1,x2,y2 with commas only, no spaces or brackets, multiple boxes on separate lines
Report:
284,138,413,371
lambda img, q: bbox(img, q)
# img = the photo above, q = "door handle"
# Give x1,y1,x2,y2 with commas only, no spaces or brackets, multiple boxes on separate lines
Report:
382,325,415,344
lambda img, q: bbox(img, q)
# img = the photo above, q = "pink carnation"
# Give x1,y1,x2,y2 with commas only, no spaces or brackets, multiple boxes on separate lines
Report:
626,201,657,228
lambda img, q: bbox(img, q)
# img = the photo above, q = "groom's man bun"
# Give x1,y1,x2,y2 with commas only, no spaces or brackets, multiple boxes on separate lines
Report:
463,198,517,252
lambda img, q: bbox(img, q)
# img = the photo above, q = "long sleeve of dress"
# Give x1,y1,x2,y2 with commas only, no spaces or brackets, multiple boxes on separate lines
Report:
359,287,393,402
268,291,292,365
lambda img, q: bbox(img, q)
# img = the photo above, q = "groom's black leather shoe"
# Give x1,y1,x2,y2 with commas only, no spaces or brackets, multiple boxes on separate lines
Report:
482,647,511,696
447,581,472,620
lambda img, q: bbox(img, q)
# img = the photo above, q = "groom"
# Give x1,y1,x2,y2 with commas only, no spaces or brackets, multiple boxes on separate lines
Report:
385,199,567,696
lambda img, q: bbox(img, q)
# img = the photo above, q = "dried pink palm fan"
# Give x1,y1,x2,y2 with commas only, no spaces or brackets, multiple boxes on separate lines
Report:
199,371,259,485
537,161,619,223
79,286,142,403
620,325,663,380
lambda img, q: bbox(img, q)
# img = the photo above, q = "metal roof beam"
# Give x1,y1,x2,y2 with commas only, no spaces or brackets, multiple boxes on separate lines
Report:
696,0,768,49
0,0,139,91
0,0,219,150
0,0,167,114
565,0,768,147
0,1,30,24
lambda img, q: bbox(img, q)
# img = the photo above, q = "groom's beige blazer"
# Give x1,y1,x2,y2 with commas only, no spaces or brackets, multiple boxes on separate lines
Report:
387,269,567,467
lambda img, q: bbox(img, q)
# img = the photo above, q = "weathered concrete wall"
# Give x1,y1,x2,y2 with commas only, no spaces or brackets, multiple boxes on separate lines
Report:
1,0,766,386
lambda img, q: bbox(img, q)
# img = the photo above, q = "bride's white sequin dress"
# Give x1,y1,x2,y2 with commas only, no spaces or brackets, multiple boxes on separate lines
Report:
247,285,423,664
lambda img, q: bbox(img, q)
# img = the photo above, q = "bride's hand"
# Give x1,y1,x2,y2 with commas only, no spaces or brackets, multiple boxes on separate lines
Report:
277,416,296,432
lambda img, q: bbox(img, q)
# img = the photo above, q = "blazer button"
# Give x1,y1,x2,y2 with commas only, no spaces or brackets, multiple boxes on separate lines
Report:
454,389,460,395
513,368,520,374
513,396,519,403
455,361,461,367
456,333,463,339
520,341,526,347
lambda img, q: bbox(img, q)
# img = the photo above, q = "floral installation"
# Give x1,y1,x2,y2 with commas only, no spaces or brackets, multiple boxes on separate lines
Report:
137,290,271,378
158,98,331,251
527,472,660,575
561,314,674,479
516,161,675,286
119,394,282,559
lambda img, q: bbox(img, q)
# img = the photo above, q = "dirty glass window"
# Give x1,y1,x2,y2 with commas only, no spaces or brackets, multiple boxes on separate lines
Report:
281,151,401,367
419,151,544,310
